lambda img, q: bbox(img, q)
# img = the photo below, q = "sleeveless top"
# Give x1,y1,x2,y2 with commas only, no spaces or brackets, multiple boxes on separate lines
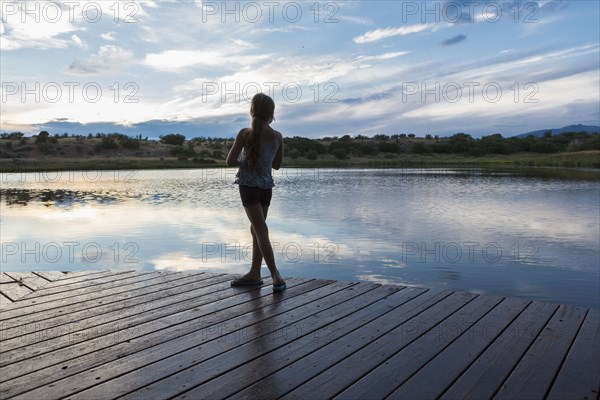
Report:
235,129,281,189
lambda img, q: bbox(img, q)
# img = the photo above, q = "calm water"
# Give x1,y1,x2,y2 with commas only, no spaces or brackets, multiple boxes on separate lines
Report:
1,168,599,308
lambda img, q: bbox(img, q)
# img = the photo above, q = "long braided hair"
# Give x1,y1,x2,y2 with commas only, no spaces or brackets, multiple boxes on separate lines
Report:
245,93,275,170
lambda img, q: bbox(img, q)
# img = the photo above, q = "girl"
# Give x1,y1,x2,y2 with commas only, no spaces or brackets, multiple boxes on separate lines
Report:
226,93,286,291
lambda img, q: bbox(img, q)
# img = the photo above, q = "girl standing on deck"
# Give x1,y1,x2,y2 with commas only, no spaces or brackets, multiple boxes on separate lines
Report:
226,93,286,292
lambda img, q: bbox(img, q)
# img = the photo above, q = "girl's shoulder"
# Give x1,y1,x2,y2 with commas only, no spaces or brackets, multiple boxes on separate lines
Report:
238,127,250,137
269,128,283,141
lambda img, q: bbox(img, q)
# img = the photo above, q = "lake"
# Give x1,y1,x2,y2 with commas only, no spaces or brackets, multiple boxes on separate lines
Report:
1,167,598,308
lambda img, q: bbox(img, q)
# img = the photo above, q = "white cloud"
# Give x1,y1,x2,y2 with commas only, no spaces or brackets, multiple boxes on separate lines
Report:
67,45,135,75
338,15,374,25
142,49,268,72
101,32,117,41
0,1,78,51
353,23,447,44
71,34,87,49
355,51,409,62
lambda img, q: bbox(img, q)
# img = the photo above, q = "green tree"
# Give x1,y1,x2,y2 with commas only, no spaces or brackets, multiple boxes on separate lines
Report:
36,131,49,143
331,148,349,159
160,133,186,146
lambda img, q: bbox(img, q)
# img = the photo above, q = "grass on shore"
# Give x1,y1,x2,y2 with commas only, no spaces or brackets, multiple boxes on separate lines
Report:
1,150,598,177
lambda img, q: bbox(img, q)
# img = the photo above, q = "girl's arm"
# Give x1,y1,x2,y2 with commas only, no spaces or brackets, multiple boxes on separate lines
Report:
272,132,283,170
226,129,246,167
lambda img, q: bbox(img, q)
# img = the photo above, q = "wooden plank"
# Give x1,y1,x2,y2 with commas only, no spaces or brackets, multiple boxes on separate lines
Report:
0,275,230,352
32,271,67,281
439,301,559,400
0,294,13,307
0,271,185,322
0,283,33,302
22,270,145,299
19,281,386,399
288,293,502,400
102,284,422,400
382,297,530,399
494,304,588,399
52,270,106,280
0,273,243,368
0,273,18,284
0,270,596,400
3,270,142,309
547,308,600,400
0,277,325,397
3,272,51,291
181,289,464,400
0,274,229,344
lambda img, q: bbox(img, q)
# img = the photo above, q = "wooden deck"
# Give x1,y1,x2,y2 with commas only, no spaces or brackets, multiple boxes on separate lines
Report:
0,269,598,400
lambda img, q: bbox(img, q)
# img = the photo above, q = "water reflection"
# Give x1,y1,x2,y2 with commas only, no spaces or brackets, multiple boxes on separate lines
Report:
1,168,598,307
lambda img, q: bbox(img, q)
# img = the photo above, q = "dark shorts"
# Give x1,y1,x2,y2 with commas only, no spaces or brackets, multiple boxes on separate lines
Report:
239,185,273,207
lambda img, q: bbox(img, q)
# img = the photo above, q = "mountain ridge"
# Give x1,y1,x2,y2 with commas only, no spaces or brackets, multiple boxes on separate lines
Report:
515,124,600,138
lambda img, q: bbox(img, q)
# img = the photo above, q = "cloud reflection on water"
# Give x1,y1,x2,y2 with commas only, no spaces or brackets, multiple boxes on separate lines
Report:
1,168,598,307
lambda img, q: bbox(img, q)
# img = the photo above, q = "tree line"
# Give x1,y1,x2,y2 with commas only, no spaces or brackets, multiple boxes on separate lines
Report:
283,131,599,160
1,130,598,161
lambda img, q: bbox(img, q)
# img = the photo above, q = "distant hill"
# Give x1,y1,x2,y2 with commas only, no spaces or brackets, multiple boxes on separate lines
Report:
515,124,600,138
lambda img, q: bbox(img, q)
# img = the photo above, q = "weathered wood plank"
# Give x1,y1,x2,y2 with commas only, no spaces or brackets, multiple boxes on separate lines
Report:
290,293,501,400
382,296,531,399
31,271,67,281
0,294,13,307
547,308,600,400
0,273,231,348
0,278,323,398
3,272,50,291
0,283,32,302
25,281,384,399
0,270,187,322
21,269,146,299
107,284,421,400
0,270,596,400
0,273,249,369
495,303,587,399
185,289,463,400
0,273,225,343
439,301,558,400
0,273,18,284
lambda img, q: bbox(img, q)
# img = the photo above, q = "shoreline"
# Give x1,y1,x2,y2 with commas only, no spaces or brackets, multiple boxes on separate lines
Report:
1,151,599,179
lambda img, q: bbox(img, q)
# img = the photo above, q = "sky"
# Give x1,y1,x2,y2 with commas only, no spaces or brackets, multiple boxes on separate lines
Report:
1,0,599,139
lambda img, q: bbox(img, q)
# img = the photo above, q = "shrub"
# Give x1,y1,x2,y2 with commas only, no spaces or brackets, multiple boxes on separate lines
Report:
331,148,349,159
160,133,186,146
305,149,318,160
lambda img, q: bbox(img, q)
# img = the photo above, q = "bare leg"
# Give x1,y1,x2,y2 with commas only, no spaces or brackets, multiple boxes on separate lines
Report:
243,203,284,286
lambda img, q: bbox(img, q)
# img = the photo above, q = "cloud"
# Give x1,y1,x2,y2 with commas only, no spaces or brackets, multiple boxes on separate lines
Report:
440,34,467,46
0,2,78,51
67,45,135,75
338,15,374,25
101,32,117,41
142,49,268,72
353,23,446,44
71,34,87,49
355,51,409,61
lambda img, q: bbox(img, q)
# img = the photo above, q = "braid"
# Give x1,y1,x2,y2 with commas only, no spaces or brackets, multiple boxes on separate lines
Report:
245,93,275,170
246,117,265,169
